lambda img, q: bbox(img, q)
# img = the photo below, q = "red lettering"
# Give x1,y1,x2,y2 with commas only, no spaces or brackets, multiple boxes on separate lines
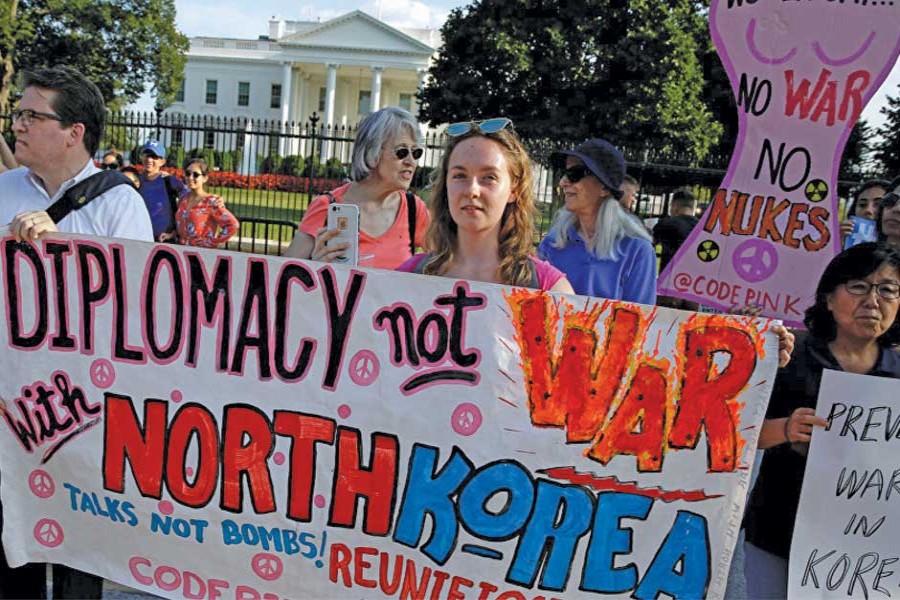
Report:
785,68,832,120
166,405,219,507
354,546,378,588
811,81,838,126
731,194,762,236
840,70,870,123
221,406,275,513
448,576,474,600
703,188,738,235
429,571,450,600
379,551,404,595
783,203,808,249
330,428,398,535
103,396,167,497
805,207,831,251
757,197,789,242
329,543,353,587
274,412,336,521
400,559,432,600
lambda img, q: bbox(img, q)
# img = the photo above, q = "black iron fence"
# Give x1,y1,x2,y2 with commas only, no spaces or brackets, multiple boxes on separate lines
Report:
2,110,879,255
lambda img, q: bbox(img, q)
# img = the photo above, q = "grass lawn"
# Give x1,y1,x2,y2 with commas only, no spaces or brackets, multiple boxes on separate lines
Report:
209,186,310,224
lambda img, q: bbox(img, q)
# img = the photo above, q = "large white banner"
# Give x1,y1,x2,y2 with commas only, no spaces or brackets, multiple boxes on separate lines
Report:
790,370,900,599
1,232,778,599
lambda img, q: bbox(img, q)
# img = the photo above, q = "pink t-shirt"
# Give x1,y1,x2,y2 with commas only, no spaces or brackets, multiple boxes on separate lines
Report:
298,183,430,270
397,254,566,291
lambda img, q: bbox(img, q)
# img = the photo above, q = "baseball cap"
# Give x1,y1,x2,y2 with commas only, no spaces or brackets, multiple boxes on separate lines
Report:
551,139,626,200
141,140,166,159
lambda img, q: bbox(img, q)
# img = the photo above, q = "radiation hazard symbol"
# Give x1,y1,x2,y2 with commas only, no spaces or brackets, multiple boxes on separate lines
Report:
697,240,720,262
805,179,828,203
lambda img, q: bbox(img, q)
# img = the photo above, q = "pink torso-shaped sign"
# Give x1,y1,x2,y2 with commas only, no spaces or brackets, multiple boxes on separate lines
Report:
659,0,900,326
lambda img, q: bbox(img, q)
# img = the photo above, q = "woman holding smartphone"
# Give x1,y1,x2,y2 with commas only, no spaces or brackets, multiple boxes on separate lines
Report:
285,106,430,269
397,118,573,294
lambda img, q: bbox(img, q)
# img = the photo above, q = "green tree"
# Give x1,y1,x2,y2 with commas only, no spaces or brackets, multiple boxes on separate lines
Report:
839,119,873,180
873,87,900,176
0,0,188,111
420,0,722,160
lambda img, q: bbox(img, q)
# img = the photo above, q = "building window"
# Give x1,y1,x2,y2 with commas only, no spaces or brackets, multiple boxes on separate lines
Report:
318,87,326,113
204,129,215,149
398,93,413,112
205,80,218,104
238,82,250,107
358,90,372,115
172,129,183,147
270,84,282,109
175,79,185,103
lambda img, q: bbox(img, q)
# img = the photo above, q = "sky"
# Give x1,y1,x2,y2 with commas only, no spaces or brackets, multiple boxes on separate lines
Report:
144,0,900,131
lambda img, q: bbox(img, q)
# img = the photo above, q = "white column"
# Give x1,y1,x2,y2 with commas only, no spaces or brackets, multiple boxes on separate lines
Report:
371,66,383,113
297,75,308,156
324,63,338,126
279,62,293,155
416,69,428,117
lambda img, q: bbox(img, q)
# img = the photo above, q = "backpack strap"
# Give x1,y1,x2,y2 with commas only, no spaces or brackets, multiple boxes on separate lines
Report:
411,253,431,274
321,191,337,227
406,190,417,255
47,171,135,224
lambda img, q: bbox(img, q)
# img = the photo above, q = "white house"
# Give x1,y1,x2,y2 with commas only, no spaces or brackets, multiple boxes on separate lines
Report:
164,10,439,160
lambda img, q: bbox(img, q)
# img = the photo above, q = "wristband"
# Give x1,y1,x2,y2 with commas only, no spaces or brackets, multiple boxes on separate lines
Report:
784,414,792,444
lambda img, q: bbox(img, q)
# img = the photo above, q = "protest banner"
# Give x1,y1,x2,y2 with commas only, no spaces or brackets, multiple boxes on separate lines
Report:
0,232,779,599
658,0,900,327
790,370,900,599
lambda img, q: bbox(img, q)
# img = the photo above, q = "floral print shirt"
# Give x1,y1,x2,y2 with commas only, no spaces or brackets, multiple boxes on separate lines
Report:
175,194,239,248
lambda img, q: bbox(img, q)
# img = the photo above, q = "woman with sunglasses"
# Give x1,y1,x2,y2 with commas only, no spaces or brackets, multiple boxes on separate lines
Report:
174,158,239,248
537,139,656,303
397,118,573,294
876,177,900,248
285,106,430,269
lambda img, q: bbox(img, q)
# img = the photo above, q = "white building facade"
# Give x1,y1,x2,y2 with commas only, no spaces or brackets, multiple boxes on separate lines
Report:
167,10,438,149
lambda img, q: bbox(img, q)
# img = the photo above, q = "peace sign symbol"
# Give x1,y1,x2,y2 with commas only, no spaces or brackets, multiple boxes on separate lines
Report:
28,469,55,499
697,240,720,263
805,179,828,203
349,350,380,386
451,403,483,436
251,552,284,581
33,519,64,548
89,359,116,389
732,239,779,283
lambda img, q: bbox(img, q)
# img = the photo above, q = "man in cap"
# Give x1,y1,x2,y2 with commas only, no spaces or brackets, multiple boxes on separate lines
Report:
138,139,185,241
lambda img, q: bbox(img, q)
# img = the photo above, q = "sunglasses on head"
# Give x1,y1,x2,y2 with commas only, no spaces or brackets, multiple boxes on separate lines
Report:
446,117,513,137
882,192,899,210
100,162,120,170
560,165,593,184
393,147,424,160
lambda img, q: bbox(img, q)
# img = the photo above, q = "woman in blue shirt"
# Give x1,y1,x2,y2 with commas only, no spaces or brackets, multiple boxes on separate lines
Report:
538,139,656,303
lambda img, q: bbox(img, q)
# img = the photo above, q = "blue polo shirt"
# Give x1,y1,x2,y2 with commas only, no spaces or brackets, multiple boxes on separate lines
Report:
139,174,185,239
538,227,657,304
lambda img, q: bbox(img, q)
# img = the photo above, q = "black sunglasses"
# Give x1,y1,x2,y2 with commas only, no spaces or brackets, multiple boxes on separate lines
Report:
393,147,424,161
100,162,120,171
184,170,204,179
882,192,899,210
560,165,593,184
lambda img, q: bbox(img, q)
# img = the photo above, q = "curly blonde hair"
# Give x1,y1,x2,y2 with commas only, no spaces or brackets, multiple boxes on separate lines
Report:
422,128,536,286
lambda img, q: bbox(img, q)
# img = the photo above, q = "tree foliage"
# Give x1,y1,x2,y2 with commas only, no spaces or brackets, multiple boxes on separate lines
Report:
0,0,188,111
839,119,873,180
420,0,723,160
873,86,900,177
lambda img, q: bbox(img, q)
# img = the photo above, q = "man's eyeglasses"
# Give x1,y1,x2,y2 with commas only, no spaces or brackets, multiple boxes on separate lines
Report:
393,147,424,161
184,171,204,179
559,165,593,184
881,192,899,210
100,162,120,171
446,118,513,137
844,280,900,300
12,109,65,128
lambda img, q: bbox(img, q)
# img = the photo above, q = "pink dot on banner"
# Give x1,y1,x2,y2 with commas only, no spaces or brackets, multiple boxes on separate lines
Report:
314,495,326,508
337,405,351,419
157,501,174,515
273,452,285,465
186,467,195,477
170,390,183,403
451,403,483,436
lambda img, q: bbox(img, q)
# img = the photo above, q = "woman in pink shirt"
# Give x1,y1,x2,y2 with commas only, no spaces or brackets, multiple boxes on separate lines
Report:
285,107,429,269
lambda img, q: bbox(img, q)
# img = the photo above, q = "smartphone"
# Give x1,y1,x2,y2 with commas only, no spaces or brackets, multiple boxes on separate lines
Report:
326,203,360,266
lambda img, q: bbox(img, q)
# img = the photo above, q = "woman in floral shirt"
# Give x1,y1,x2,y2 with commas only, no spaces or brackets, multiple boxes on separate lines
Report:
175,158,240,248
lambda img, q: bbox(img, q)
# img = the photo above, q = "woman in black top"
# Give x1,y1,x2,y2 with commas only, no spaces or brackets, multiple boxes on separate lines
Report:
743,242,900,598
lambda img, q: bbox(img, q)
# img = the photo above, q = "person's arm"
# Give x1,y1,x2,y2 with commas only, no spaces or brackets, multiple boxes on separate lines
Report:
9,210,58,242
284,229,315,259
758,407,828,449
549,277,574,294
623,240,658,305
0,136,17,172
207,197,240,246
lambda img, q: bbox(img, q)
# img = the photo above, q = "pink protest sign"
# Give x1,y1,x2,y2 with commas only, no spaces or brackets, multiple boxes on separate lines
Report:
658,0,900,327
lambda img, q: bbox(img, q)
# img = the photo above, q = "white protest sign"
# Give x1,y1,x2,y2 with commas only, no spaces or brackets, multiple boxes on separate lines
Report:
1,232,778,599
790,369,900,599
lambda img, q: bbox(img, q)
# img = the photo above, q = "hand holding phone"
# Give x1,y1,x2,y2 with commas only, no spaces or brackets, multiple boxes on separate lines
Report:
324,203,360,266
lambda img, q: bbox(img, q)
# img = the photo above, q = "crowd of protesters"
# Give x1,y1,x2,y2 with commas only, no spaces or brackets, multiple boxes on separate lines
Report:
0,65,898,600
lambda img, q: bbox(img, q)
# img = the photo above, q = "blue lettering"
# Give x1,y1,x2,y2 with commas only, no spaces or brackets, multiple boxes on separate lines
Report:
581,492,653,593
458,461,534,540
634,511,710,599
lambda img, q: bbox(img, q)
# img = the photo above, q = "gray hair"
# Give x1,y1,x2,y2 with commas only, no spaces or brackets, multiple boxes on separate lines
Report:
350,106,423,182
546,196,651,260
